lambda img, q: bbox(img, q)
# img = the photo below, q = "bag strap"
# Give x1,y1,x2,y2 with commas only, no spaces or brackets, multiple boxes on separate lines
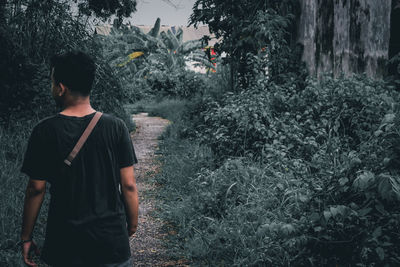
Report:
64,112,103,166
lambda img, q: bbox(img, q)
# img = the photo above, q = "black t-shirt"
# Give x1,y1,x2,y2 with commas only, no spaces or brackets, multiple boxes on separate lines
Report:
21,112,137,266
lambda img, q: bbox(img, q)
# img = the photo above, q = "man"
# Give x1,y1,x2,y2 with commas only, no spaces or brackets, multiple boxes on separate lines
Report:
20,51,139,266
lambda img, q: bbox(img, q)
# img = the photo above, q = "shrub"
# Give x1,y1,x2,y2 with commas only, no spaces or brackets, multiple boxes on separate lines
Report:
145,70,209,99
0,122,50,267
195,75,395,160
0,1,134,129
156,74,400,266
147,99,189,123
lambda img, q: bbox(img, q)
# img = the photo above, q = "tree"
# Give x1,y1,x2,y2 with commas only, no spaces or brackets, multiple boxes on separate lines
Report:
0,0,136,122
100,18,214,77
189,0,300,90
97,18,215,99
77,0,137,20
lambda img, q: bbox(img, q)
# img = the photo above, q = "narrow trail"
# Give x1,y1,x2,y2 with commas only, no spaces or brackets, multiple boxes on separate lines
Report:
129,113,175,266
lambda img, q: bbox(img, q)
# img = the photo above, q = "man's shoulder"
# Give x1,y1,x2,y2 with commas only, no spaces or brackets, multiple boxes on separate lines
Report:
100,113,127,127
32,115,58,132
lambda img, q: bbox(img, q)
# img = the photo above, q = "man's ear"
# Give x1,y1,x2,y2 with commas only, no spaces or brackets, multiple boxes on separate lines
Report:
59,83,68,96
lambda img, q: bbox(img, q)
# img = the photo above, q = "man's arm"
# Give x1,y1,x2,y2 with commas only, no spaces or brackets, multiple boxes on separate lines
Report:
120,166,139,236
21,179,46,266
21,179,46,240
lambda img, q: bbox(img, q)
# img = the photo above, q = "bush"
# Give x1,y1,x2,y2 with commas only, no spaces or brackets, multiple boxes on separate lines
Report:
0,122,50,266
195,75,395,160
156,74,400,266
145,70,209,99
0,1,88,122
147,99,189,123
0,1,134,129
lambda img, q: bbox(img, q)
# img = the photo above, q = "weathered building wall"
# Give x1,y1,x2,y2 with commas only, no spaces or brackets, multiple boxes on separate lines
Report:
298,0,392,78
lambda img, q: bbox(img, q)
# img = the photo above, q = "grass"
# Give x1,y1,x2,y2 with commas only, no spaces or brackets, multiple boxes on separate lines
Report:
154,125,309,265
0,121,50,266
149,99,316,266
124,98,188,123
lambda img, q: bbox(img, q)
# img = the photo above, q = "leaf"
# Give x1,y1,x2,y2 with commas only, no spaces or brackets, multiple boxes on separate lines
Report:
298,194,308,202
225,182,237,198
381,242,393,247
309,212,320,222
357,207,372,217
374,129,383,137
323,211,331,222
353,171,375,190
128,51,144,59
383,157,391,165
256,224,269,238
314,226,323,232
375,203,387,215
376,247,385,261
339,177,349,186
148,18,161,38
377,174,400,201
372,226,382,239
336,205,350,216
383,113,395,124
281,224,295,236
330,207,339,217
378,176,392,200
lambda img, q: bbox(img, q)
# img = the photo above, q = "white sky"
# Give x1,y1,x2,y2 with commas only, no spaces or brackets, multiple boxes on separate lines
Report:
128,0,196,26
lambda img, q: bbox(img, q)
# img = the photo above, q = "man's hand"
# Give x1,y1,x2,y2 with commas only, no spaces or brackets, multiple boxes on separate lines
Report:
127,224,137,237
22,240,40,267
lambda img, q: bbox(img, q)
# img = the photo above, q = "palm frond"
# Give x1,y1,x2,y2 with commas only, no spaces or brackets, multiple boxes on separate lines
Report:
148,18,161,38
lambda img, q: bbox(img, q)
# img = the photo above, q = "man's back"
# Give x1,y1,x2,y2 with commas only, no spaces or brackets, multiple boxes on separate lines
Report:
21,112,137,266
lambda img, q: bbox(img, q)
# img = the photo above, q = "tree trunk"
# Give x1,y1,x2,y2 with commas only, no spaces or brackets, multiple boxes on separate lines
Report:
297,0,392,78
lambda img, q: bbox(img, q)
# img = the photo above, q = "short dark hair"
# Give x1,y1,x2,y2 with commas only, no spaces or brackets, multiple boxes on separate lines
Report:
50,51,96,96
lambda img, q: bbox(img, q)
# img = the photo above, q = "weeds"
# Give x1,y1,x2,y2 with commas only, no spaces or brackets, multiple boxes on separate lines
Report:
0,122,50,266
153,75,400,266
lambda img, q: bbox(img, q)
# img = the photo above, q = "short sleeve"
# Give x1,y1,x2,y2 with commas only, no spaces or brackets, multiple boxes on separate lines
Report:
117,120,138,168
21,124,55,180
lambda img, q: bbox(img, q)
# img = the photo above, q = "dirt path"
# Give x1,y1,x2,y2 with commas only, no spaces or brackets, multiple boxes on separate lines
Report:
129,113,173,266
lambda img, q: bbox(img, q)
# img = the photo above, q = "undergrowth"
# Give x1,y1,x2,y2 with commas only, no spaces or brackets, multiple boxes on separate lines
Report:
154,75,400,266
0,122,50,266
125,98,188,123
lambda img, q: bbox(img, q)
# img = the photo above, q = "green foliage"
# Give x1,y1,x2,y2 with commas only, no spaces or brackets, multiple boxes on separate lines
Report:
0,0,134,129
78,0,137,20
147,99,189,123
195,75,394,160
0,122,50,267
0,0,89,122
145,70,209,99
156,145,309,265
0,26,37,123
190,0,302,89
155,74,400,266
97,18,214,100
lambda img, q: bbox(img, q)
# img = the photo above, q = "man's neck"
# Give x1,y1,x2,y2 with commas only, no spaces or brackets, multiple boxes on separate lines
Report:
59,97,96,117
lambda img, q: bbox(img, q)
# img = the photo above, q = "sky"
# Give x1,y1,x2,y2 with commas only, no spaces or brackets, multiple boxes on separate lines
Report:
128,0,196,26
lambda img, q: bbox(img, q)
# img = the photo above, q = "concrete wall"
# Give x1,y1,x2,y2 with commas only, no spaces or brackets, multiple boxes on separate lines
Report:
297,0,392,78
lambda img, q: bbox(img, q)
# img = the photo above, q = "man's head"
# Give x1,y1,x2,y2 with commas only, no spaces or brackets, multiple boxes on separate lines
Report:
50,51,96,103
